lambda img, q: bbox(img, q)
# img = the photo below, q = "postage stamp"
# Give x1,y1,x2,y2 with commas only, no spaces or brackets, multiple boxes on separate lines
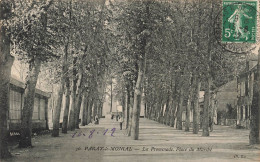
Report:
222,0,257,43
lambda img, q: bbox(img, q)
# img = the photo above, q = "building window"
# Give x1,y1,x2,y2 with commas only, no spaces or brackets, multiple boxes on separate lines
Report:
40,99,46,120
240,82,245,96
9,90,22,120
32,97,40,120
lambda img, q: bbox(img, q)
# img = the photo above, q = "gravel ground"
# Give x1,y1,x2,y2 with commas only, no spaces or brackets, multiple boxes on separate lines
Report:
3,117,260,162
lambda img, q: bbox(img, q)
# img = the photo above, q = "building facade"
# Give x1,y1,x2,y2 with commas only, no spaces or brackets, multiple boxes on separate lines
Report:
8,77,50,132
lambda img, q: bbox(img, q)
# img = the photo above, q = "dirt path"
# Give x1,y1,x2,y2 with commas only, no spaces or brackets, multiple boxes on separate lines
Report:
3,117,260,162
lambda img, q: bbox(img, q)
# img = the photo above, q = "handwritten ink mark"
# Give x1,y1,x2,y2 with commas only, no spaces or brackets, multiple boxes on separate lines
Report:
71,128,116,138
103,129,108,135
89,129,95,139
111,128,116,137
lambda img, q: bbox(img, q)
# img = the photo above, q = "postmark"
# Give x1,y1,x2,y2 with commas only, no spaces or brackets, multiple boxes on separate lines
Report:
222,0,257,43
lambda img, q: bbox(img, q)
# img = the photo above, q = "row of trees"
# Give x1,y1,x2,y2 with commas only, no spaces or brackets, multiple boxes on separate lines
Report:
109,0,259,143
1,0,109,158
109,0,244,139
0,0,259,159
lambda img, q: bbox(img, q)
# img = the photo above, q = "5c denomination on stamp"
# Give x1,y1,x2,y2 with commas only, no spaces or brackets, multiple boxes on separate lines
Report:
222,0,257,43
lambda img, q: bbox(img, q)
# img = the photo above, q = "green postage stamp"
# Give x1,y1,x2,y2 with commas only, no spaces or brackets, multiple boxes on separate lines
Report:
222,0,257,43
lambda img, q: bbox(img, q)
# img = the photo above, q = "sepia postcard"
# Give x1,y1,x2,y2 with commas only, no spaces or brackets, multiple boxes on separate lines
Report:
0,0,259,161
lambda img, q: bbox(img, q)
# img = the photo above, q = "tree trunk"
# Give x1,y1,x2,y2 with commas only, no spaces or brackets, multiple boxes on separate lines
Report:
74,90,83,129
45,99,49,130
151,99,157,120
68,83,76,131
148,103,153,119
170,98,177,127
52,83,65,137
209,94,214,132
131,59,145,140
84,96,90,125
62,81,70,133
98,101,103,118
154,102,158,121
127,94,134,136
185,75,193,132
52,44,68,137
193,78,201,134
159,101,164,124
127,104,133,136
249,49,260,145
164,93,170,125
87,97,93,124
19,58,41,148
121,92,126,118
19,0,53,144
202,0,214,137
97,102,101,118
146,102,150,119
185,97,191,132
151,102,156,120
202,76,211,136
68,58,77,131
156,101,161,122
81,93,87,126
84,99,89,125
144,103,147,118
125,87,130,129
75,87,82,129
176,86,184,130
130,1,151,139
74,71,83,129
0,1,13,156
110,79,113,113
93,99,98,119
19,1,53,147
169,77,177,127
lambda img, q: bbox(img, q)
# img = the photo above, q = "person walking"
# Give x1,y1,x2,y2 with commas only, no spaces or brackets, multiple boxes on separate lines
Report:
94,115,99,125
116,114,119,121
119,116,124,130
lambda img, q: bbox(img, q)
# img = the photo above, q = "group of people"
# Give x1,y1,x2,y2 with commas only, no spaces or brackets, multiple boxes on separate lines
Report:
111,114,124,130
93,113,124,130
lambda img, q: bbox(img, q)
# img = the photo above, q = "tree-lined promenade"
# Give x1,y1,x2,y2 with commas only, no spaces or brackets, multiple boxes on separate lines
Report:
3,117,260,162
0,0,259,160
